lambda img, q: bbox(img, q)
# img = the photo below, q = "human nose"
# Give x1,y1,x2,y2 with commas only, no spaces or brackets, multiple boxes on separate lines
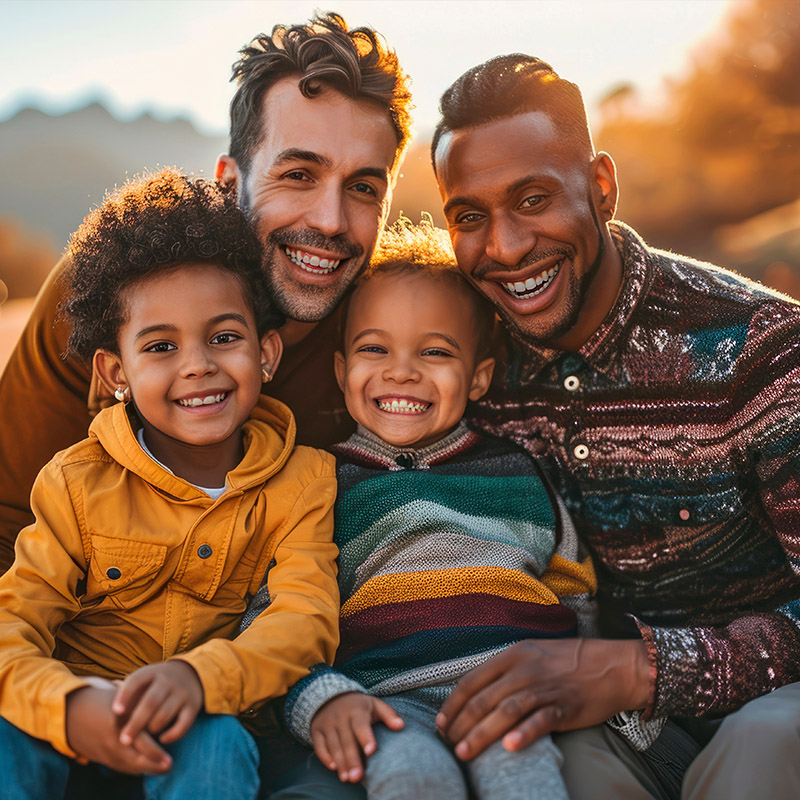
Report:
483,212,536,268
179,344,217,378
304,182,348,238
382,353,421,383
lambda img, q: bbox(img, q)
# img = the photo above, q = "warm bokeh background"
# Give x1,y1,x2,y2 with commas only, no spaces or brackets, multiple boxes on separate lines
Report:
1,0,798,370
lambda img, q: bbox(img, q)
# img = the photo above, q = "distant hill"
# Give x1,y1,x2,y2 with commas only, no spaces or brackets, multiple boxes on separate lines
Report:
0,102,228,251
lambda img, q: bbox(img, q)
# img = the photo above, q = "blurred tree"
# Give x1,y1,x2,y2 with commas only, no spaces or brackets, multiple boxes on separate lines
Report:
597,0,800,265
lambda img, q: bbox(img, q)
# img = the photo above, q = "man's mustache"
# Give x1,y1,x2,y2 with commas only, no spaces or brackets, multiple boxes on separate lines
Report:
473,246,574,280
268,227,364,261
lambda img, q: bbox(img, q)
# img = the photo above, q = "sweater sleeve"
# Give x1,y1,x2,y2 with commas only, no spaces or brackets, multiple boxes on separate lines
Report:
0,459,91,756
0,258,96,572
175,464,340,716
283,665,368,746
639,312,800,718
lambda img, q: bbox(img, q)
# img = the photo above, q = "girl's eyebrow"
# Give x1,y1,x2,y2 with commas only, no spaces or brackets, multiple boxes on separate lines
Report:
352,328,386,343
134,313,249,340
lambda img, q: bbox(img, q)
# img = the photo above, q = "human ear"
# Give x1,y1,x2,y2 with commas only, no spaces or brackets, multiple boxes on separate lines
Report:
259,330,284,382
468,356,496,401
93,350,129,399
591,152,619,222
333,351,347,394
215,154,240,189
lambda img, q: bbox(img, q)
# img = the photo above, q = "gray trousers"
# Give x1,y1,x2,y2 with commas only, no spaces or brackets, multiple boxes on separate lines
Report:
557,680,800,800
365,687,567,800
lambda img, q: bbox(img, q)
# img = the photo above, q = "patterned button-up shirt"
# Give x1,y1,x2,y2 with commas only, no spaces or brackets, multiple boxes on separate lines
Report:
472,221,800,718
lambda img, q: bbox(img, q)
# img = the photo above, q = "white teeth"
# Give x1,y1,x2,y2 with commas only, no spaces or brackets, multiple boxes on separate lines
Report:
503,263,561,298
178,392,227,407
285,247,341,274
377,398,431,414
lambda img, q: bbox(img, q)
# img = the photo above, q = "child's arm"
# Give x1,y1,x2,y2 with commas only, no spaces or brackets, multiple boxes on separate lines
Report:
310,692,404,783
170,450,340,715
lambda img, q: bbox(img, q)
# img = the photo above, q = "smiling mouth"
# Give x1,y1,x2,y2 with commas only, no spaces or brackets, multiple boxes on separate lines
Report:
285,247,342,274
501,262,561,299
376,398,432,414
177,392,228,408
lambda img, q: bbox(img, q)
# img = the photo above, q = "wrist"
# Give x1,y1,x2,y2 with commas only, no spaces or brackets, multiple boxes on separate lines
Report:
627,638,652,711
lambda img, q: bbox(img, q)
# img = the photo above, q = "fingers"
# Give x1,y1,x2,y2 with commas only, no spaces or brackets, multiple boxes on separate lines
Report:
451,686,561,760
324,727,365,782
157,704,199,745
112,671,150,717
125,730,172,774
501,705,564,752
372,698,404,735
311,729,336,773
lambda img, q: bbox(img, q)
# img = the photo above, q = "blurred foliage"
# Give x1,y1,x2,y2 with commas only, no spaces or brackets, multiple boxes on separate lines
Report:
597,0,800,279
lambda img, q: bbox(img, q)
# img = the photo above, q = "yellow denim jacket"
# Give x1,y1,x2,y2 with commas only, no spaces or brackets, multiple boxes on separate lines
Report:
0,396,339,756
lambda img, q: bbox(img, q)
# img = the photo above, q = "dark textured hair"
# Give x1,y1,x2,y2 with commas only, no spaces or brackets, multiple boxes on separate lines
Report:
432,54,593,169
229,11,413,175
63,169,283,363
345,216,496,358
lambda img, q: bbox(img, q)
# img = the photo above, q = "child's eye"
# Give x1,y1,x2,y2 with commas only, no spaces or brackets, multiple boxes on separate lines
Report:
356,345,387,355
145,342,176,353
422,348,452,358
211,332,242,345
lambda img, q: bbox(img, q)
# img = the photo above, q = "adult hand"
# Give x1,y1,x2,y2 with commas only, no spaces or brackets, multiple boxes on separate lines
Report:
112,660,204,747
436,638,650,760
66,685,171,774
310,691,404,783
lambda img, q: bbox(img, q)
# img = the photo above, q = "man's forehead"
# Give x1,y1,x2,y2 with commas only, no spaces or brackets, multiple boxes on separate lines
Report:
254,75,398,173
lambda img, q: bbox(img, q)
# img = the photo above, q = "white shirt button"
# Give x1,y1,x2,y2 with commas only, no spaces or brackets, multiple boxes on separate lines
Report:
573,444,590,460
564,375,580,392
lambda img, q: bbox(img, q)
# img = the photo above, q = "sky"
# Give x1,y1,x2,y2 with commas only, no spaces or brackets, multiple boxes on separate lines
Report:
0,0,735,137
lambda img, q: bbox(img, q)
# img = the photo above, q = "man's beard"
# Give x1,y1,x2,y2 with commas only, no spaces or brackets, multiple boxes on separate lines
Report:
488,199,606,349
239,183,365,322
263,227,364,322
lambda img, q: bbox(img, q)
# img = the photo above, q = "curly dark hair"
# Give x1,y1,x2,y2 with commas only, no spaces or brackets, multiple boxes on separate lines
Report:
229,11,412,175
63,169,283,363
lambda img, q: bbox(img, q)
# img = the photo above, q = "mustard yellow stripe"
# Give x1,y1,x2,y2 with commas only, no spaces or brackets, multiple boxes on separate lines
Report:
541,554,597,596
341,566,560,617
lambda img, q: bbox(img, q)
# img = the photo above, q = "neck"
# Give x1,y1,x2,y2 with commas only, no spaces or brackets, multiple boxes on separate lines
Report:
549,228,623,351
280,318,319,347
139,420,243,488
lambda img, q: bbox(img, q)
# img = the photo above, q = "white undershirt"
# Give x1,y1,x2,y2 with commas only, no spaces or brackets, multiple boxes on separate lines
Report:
136,428,227,500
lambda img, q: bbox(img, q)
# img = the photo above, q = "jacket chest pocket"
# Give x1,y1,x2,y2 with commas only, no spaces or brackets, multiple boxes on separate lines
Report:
86,534,168,609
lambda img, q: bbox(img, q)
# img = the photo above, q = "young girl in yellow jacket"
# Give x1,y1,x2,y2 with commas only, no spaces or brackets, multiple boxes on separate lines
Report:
0,170,339,800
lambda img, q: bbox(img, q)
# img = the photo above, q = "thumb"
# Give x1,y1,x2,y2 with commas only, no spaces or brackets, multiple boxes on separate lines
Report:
372,698,404,730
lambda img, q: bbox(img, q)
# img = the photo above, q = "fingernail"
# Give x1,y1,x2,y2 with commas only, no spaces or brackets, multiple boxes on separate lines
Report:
435,712,446,728
120,733,131,745
364,742,374,755
455,742,468,759
349,768,361,781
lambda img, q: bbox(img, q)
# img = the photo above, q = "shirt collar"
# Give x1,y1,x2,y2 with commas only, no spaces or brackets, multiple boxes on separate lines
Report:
506,221,653,386
333,419,479,470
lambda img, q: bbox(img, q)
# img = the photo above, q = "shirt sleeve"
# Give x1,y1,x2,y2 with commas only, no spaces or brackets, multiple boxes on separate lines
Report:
175,465,340,716
0,459,91,755
639,309,800,718
0,258,97,572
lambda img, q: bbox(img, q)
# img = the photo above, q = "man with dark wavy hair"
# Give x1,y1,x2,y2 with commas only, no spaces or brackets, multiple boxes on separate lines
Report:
433,54,800,800
0,11,409,800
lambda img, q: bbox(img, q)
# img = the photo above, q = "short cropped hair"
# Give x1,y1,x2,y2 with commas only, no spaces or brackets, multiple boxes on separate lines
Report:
432,54,593,169
229,11,413,175
350,217,496,358
64,169,282,363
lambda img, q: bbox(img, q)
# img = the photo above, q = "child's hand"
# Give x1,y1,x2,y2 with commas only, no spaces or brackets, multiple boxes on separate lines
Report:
66,685,171,774
310,692,404,783
112,660,204,748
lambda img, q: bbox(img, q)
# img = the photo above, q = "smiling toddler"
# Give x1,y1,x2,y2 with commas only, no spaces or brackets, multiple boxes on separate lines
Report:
0,170,339,800
282,220,597,800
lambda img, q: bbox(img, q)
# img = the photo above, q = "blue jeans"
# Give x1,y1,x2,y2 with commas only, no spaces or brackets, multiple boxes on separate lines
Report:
0,713,259,800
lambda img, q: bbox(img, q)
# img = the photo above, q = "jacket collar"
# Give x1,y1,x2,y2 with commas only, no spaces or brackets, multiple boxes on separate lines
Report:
89,395,297,500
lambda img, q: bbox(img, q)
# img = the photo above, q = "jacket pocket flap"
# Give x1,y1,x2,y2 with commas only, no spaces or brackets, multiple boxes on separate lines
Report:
89,535,168,593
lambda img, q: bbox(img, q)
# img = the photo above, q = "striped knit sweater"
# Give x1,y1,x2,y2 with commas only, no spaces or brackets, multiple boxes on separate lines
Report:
473,221,800,720
284,422,596,744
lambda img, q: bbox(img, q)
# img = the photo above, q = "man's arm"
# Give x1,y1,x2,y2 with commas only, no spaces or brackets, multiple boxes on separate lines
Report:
0,258,95,570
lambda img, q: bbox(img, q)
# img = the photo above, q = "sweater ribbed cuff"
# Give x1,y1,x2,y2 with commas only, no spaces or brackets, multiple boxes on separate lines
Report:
284,665,366,746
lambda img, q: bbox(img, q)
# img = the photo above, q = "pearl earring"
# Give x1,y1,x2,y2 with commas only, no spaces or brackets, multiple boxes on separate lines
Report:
114,386,128,402
261,367,272,383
